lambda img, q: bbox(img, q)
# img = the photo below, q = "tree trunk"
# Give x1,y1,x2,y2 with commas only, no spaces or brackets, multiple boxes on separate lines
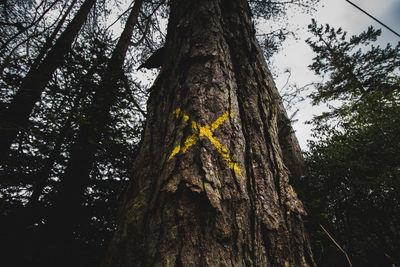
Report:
51,0,143,231
103,0,314,266
32,0,79,70
276,101,305,180
26,89,82,212
0,0,96,158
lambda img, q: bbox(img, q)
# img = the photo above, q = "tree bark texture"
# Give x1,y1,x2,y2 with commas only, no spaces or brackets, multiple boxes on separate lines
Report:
276,101,305,180
0,0,96,158
103,0,313,266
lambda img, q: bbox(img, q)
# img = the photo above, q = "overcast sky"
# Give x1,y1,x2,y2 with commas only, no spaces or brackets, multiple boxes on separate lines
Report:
272,0,400,149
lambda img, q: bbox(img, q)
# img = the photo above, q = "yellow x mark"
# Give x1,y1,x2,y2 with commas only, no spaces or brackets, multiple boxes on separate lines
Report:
168,108,241,175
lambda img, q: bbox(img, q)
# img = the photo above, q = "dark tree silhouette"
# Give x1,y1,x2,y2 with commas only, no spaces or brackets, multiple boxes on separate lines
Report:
0,0,97,158
51,0,144,233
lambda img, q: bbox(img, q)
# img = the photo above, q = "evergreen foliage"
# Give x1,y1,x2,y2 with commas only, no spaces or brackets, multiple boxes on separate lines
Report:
297,20,400,266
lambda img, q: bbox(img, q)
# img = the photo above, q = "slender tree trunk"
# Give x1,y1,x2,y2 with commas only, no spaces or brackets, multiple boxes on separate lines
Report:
26,90,82,212
276,100,305,180
0,0,77,76
51,0,144,231
27,46,100,212
0,0,62,51
31,0,79,70
13,1,81,212
103,0,314,266
0,0,96,158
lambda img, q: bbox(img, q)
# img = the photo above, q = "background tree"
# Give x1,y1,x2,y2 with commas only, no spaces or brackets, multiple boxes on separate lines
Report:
249,0,319,61
296,20,400,266
0,0,97,158
0,19,144,267
50,0,143,236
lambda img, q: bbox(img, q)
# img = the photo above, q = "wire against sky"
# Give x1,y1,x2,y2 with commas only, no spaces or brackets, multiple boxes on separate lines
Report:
345,0,400,38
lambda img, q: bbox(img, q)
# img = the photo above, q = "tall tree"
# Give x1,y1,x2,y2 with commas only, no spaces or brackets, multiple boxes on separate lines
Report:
0,28,143,267
51,0,144,232
297,21,400,266
103,0,313,266
0,0,97,158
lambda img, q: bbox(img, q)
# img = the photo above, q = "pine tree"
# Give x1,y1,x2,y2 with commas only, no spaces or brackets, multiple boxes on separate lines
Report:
51,0,144,233
103,0,314,265
0,0,97,158
297,21,400,266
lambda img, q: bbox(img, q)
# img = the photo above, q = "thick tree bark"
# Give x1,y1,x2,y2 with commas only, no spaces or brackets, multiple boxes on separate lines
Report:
276,100,305,180
51,0,144,231
0,0,96,158
103,0,314,266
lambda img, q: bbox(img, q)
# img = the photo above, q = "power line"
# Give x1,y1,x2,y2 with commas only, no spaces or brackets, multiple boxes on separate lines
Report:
345,0,400,38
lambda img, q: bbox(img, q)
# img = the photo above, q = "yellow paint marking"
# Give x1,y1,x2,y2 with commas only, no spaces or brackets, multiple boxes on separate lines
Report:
210,111,233,132
173,108,189,121
168,145,181,160
181,133,199,153
173,108,180,117
169,109,241,175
